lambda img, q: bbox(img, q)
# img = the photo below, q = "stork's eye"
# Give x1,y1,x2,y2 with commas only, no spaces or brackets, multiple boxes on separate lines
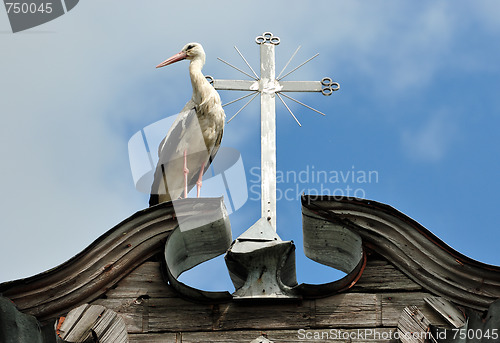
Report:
187,44,194,50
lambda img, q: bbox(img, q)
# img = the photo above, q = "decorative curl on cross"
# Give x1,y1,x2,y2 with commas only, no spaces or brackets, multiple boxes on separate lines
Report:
321,77,340,96
255,32,280,45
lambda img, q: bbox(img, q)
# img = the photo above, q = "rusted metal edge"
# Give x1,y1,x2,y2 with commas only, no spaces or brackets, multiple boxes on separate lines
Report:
301,195,500,310
297,246,367,299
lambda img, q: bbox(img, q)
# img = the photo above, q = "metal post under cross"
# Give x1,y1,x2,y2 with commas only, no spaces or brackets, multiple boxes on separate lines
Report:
207,32,339,231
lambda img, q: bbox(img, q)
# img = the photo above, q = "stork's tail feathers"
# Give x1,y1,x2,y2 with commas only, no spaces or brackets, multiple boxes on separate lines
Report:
149,194,159,207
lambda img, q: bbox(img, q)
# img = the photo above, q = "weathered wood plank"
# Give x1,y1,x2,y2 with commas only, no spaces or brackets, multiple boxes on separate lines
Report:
169,331,274,343
424,296,466,328
94,282,454,333
315,292,449,328
380,292,449,327
352,258,422,292
182,331,272,343
147,297,214,332
98,297,313,333
96,291,452,333
104,262,176,299
94,309,129,343
57,304,128,343
215,301,314,331
128,333,178,343
181,328,399,343
397,306,434,343
91,298,144,334
314,293,379,327
315,293,379,327
61,304,108,342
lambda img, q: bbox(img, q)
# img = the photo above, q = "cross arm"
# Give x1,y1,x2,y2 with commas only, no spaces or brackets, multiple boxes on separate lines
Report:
212,79,257,91
280,78,339,96
279,81,322,92
210,78,339,96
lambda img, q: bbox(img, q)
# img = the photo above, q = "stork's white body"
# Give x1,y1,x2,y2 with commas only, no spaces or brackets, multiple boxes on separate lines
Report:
149,43,225,206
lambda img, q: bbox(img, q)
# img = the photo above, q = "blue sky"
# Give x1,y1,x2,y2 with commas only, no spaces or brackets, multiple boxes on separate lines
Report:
1,1,499,291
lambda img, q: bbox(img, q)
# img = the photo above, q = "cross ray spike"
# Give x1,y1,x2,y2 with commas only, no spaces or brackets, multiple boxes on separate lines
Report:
234,46,259,80
276,45,301,80
206,32,340,230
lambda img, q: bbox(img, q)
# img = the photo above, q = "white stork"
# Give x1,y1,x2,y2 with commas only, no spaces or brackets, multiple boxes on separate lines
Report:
149,43,225,206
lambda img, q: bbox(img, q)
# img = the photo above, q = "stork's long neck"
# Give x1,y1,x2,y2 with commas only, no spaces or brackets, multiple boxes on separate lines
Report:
189,57,210,106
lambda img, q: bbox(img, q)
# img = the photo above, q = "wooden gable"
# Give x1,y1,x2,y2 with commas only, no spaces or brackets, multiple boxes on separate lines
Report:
1,196,499,342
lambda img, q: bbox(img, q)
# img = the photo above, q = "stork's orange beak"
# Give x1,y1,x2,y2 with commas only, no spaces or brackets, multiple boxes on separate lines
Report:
156,51,187,68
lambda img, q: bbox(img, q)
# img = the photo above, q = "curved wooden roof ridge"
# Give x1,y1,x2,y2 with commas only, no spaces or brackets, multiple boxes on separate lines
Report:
301,195,500,311
0,201,179,321
1,196,498,324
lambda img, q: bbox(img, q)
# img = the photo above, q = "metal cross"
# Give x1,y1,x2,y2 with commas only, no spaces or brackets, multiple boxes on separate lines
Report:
207,32,339,231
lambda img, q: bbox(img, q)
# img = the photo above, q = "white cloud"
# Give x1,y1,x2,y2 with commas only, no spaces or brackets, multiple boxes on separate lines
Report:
400,110,458,162
466,0,500,32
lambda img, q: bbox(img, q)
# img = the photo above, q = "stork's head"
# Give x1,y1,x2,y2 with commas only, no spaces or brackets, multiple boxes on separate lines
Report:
156,42,205,68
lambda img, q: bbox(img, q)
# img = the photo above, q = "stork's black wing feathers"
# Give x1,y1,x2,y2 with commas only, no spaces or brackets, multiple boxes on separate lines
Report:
149,107,199,206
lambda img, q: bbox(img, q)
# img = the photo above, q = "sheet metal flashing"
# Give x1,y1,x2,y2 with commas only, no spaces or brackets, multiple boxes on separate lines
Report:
301,195,500,310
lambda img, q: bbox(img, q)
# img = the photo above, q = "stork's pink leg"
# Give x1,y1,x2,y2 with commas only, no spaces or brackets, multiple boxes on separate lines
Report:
196,162,205,198
183,149,189,198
